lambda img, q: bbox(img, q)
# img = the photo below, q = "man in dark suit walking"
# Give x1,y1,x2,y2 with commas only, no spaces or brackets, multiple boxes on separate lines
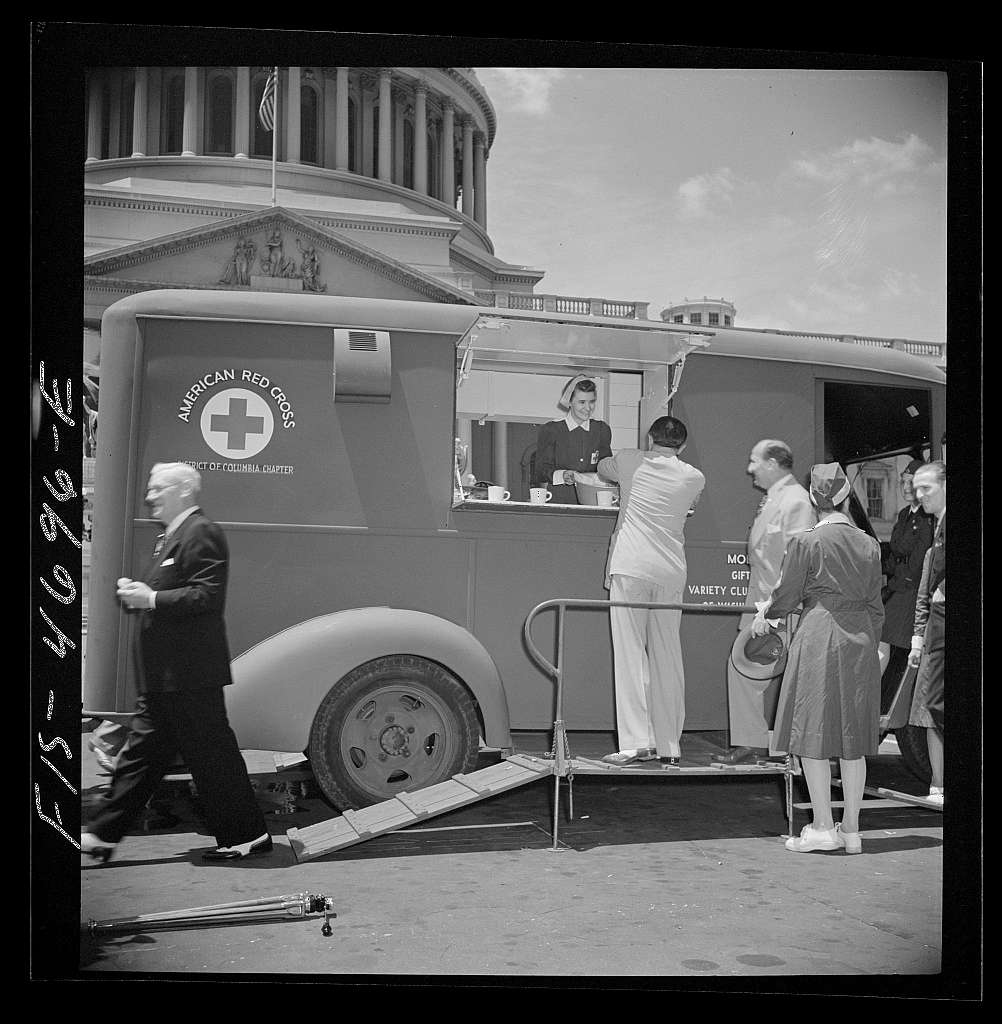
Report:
82,462,270,862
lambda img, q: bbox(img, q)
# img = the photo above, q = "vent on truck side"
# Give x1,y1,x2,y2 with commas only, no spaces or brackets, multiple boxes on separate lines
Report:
331,328,391,402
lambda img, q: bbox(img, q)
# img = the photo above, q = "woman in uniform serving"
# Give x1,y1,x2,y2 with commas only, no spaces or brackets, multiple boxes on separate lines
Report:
535,375,613,504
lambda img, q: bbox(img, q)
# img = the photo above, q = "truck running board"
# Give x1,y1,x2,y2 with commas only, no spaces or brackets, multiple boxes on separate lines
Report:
287,754,553,862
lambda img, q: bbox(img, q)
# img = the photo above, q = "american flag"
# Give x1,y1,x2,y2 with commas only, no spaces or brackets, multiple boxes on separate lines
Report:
258,69,277,131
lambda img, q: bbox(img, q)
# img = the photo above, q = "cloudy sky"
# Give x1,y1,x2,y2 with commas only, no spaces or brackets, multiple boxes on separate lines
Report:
475,68,947,343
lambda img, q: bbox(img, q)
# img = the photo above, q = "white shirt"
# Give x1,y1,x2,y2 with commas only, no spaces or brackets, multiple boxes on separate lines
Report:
598,450,705,587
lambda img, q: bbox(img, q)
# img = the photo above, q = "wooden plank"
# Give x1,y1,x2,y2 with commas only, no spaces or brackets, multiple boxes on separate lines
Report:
393,791,433,818
286,755,552,862
793,799,917,810
876,787,943,811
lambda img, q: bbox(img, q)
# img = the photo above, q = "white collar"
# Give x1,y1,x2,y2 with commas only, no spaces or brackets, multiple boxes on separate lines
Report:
163,505,199,539
766,473,794,499
816,511,853,527
563,413,591,432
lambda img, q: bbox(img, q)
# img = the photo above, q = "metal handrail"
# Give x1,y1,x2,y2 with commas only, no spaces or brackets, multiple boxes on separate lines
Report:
522,597,795,849
524,597,769,722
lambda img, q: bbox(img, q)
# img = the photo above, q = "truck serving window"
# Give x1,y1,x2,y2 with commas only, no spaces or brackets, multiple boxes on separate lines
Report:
454,368,643,507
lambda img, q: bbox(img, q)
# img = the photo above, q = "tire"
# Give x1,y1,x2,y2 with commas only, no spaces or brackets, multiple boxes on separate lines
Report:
894,724,932,786
308,655,481,810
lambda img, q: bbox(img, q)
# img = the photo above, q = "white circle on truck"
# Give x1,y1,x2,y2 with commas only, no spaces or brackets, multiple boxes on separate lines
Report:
200,387,274,459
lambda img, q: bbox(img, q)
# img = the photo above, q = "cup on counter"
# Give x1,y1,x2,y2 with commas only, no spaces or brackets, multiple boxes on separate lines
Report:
529,487,553,505
596,490,619,507
487,485,511,502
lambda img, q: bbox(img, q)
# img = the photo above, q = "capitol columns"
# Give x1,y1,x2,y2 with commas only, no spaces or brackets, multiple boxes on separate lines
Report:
234,67,250,159
392,88,405,184
286,67,301,163
377,69,392,182
181,66,198,156
131,68,148,157
323,72,337,168
413,81,428,195
86,72,103,162
473,131,487,228
461,117,474,218
335,67,350,171
442,101,455,207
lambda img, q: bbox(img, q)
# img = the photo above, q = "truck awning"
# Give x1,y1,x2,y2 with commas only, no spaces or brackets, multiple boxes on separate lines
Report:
458,314,711,370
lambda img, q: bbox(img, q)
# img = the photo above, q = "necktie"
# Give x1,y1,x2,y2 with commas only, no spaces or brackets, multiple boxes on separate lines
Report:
152,532,165,559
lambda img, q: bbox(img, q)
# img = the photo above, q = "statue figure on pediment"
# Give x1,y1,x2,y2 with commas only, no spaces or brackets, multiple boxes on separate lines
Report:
219,237,257,286
297,239,327,293
260,228,297,278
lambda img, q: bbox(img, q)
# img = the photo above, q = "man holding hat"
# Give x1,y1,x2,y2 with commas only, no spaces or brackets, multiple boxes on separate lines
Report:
751,462,884,853
713,440,815,765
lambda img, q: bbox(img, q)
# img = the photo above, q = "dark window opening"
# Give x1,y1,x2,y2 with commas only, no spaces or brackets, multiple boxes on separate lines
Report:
207,75,233,154
162,74,184,154
823,382,932,464
301,85,318,163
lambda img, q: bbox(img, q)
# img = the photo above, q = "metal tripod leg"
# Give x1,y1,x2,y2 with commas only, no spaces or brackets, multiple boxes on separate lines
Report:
88,892,336,937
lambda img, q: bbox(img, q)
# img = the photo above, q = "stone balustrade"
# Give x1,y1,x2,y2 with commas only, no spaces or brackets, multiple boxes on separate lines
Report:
475,290,649,320
472,290,946,363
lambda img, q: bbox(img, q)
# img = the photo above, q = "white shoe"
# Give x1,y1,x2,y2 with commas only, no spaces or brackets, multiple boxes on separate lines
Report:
601,748,657,766
784,824,841,853
835,822,862,854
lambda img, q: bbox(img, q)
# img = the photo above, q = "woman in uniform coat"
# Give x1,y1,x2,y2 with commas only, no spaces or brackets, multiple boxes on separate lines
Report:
878,458,935,708
535,375,613,504
751,463,884,854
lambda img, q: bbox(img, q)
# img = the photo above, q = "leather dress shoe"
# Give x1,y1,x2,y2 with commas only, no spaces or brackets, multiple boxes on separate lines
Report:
81,831,117,863
711,745,763,765
659,756,681,766
602,748,657,766
202,833,273,861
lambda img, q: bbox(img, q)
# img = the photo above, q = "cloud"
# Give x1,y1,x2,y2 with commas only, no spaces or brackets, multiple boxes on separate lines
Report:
791,133,936,190
675,168,738,220
489,69,567,116
879,267,924,300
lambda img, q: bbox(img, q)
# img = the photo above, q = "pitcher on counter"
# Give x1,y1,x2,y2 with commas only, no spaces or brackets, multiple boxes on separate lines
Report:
534,374,613,504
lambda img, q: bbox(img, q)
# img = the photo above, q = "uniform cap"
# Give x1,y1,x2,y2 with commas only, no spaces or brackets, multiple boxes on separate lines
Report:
809,462,851,511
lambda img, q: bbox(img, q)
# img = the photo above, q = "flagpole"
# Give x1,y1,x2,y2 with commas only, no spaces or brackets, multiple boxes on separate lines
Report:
270,67,279,207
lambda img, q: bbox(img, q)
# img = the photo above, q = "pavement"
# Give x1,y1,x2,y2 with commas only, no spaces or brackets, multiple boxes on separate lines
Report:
77,727,948,982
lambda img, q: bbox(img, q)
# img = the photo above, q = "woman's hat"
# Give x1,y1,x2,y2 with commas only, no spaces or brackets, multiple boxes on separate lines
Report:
729,624,787,680
558,374,596,410
809,462,851,511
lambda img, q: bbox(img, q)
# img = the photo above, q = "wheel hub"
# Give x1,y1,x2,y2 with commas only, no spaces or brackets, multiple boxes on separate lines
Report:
378,723,410,757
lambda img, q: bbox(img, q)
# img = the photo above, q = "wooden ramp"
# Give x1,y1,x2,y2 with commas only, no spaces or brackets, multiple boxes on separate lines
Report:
287,754,553,862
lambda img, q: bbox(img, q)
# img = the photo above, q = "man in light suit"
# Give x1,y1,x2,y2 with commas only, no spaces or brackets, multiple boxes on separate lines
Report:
713,440,816,764
81,462,270,863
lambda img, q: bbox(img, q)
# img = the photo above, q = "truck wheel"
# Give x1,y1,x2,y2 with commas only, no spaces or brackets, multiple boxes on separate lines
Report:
308,655,481,810
894,725,932,786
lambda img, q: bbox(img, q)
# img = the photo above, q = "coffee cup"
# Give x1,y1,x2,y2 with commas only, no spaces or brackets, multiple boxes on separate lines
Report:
529,487,553,505
596,490,619,507
487,486,511,502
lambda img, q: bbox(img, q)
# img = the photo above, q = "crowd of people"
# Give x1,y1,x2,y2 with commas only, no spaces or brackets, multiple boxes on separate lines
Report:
540,379,946,854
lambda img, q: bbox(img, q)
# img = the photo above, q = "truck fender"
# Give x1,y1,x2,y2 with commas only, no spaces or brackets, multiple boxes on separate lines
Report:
225,607,512,754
